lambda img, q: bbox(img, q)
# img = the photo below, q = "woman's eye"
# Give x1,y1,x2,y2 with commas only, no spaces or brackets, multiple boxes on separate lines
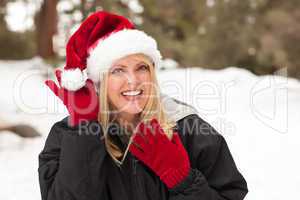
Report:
111,68,124,74
138,64,149,71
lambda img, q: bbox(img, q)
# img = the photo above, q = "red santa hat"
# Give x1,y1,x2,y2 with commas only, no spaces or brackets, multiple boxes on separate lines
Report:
60,11,162,91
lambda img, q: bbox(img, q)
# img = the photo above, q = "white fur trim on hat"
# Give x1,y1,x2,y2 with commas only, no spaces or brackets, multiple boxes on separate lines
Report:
61,68,88,91
86,29,162,83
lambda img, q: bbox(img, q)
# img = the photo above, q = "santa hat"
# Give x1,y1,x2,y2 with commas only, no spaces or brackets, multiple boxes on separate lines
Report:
60,11,162,91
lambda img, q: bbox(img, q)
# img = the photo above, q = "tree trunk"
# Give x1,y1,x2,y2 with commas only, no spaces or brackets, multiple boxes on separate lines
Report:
34,0,58,59
0,0,7,28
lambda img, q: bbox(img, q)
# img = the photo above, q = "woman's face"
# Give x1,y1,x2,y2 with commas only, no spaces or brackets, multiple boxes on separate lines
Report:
107,54,153,116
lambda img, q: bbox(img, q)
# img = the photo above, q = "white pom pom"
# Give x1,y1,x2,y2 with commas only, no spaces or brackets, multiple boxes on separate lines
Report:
60,68,87,91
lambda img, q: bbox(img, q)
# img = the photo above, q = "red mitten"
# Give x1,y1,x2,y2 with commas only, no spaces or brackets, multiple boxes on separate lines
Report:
45,69,99,126
129,118,191,188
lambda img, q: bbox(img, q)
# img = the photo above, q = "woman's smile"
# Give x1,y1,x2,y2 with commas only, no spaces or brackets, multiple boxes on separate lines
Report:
121,89,144,103
121,89,143,97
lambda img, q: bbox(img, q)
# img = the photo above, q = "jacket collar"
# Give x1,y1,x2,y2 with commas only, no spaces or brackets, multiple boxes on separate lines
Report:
160,93,198,123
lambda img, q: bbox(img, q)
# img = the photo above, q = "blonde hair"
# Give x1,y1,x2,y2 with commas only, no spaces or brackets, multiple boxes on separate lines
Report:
98,53,176,161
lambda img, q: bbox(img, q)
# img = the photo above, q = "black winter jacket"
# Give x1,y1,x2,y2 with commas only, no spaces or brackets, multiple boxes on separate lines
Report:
38,114,248,200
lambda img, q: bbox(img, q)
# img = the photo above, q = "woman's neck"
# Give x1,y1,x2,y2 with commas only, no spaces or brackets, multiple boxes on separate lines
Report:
116,112,140,133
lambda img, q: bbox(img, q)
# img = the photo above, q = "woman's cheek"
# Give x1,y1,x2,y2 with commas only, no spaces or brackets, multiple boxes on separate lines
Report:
108,76,124,91
107,77,124,105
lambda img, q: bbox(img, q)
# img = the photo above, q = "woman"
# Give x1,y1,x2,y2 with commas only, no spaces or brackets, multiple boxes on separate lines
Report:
38,11,248,200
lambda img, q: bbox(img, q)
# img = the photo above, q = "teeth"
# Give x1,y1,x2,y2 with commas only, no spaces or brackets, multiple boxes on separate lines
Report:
121,90,142,96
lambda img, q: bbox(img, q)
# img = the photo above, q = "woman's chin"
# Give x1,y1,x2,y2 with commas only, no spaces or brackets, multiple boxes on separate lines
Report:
121,107,143,115
117,99,145,114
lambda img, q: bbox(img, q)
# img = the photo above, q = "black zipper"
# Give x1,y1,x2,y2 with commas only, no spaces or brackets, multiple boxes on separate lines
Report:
132,157,138,175
131,157,139,200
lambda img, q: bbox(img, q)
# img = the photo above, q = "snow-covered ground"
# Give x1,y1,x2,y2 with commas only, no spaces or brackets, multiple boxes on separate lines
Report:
0,57,299,200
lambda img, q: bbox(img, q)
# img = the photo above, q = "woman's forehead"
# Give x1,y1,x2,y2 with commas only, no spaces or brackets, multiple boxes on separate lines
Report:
112,54,151,66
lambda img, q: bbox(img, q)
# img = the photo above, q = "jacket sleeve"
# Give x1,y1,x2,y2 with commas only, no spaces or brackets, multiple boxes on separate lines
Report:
38,117,107,200
168,114,248,200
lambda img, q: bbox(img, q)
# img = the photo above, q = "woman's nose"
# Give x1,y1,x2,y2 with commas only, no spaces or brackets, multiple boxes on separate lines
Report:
126,71,138,85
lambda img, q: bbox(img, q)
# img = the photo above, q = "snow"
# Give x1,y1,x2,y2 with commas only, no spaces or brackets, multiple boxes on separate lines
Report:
5,1,41,32
0,57,299,199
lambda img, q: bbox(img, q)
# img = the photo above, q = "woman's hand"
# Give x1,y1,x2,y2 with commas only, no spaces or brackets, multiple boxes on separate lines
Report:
129,118,191,189
45,69,99,127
